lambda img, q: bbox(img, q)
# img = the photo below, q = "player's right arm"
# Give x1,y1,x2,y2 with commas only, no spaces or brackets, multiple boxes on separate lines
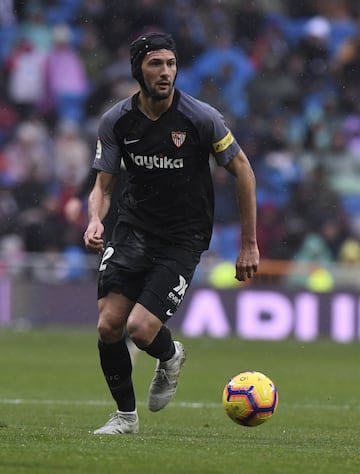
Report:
83,171,116,253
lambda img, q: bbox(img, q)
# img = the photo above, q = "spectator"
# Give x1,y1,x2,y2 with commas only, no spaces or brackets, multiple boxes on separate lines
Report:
294,16,332,87
43,23,89,124
232,0,267,53
2,120,53,185
17,3,53,52
283,164,347,245
5,38,47,118
53,120,91,190
128,0,166,38
0,182,18,238
0,0,18,65
256,202,284,259
246,49,299,118
0,101,18,146
210,166,241,262
189,33,255,107
78,24,111,88
164,0,206,67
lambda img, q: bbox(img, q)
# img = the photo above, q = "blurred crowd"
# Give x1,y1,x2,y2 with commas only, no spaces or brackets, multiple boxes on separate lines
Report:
2,0,360,281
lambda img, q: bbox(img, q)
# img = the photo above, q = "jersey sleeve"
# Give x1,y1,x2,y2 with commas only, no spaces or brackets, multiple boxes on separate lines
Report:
179,91,241,167
92,106,123,175
207,106,241,167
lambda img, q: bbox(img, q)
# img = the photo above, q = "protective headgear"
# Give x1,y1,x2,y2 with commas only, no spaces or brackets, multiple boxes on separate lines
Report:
130,32,177,88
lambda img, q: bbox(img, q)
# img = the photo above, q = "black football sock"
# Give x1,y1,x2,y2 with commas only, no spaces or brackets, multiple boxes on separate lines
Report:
144,325,175,362
98,338,135,412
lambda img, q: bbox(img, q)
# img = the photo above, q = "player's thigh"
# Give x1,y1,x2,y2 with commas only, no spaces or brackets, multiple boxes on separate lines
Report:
137,249,201,323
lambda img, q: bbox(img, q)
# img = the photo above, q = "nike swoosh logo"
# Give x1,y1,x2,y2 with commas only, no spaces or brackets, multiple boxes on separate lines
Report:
166,309,174,317
124,138,140,145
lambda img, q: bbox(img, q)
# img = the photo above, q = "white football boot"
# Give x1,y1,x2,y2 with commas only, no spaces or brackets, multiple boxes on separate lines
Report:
93,410,139,434
148,341,186,412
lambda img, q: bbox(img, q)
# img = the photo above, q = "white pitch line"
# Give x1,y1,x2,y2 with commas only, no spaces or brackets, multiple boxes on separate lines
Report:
0,399,358,410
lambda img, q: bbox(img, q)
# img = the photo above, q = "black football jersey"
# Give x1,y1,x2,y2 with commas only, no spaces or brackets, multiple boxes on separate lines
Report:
93,89,241,251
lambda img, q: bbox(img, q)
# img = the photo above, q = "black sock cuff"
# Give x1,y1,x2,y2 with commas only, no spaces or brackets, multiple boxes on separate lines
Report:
98,338,127,354
145,326,175,361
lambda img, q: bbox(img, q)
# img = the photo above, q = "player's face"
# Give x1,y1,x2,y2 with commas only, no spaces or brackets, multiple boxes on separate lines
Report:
141,49,177,100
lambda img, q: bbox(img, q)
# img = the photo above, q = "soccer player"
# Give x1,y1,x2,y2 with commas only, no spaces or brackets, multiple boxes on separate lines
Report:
83,32,259,434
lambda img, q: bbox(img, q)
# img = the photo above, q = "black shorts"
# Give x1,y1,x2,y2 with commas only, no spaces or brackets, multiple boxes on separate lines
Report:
97,225,202,323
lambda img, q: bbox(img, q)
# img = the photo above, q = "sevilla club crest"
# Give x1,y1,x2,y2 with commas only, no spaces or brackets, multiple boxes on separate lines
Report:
171,131,186,148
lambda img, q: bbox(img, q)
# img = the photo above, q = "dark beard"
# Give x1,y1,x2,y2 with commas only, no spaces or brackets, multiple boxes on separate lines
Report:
146,86,173,101
142,74,176,100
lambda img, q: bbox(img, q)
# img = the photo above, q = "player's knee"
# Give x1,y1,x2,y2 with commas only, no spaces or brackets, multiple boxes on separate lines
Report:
127,320,153,349
97,317,122,344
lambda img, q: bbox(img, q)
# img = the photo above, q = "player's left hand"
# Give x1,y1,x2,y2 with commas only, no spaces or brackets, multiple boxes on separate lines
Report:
83,219,105,253
235,245,259,281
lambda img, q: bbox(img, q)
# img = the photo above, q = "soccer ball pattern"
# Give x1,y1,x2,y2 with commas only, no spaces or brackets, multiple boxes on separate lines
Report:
222,371,278,427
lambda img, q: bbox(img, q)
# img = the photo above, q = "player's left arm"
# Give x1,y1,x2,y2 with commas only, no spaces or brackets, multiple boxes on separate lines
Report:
225,149,260,281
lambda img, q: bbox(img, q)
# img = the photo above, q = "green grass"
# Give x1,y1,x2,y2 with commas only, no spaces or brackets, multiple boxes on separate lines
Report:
0,329,359,473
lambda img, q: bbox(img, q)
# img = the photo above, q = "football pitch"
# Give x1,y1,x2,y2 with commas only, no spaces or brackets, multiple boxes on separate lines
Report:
0,329,359,474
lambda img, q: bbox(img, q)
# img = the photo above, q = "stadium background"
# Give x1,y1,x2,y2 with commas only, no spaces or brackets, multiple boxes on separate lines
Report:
0,0,360,340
